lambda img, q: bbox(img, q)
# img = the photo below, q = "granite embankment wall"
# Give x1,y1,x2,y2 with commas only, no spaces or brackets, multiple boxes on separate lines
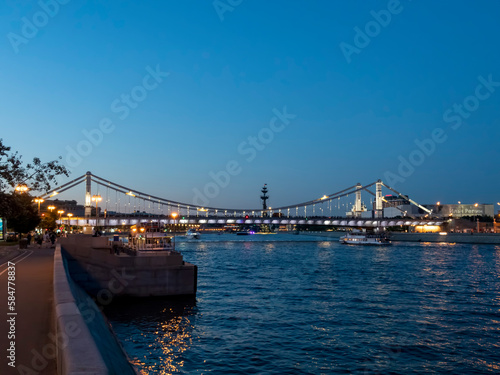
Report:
59,235,197,297
53,245,136,374
390,232,500,244
298,231,500,244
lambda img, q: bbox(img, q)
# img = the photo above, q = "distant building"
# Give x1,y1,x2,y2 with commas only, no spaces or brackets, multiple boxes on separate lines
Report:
41,199,86,217
382,195,410,208
382,202,494,219
425,204,494,218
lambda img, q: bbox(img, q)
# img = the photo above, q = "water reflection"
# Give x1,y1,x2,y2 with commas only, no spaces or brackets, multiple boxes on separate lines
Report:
105,297,196,374
106,239,500,374
264,242,275,252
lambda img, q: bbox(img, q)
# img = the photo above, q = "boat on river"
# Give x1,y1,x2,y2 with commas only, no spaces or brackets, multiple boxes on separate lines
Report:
236,228,255,235
339,231,391,245
123,231,177,255
186,228,200,239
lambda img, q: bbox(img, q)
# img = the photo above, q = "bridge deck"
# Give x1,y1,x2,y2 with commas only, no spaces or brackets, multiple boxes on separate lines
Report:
62,216,444,227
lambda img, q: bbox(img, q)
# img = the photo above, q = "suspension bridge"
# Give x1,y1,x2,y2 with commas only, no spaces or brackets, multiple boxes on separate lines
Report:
40,172,444,228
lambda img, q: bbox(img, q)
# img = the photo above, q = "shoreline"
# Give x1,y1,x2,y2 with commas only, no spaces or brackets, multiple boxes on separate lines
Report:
297,231,500,245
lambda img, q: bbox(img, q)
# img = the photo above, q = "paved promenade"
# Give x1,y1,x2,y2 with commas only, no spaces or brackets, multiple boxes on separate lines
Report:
0,246,56,375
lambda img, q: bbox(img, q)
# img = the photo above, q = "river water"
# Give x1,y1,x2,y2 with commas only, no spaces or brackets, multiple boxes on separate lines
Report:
104,234,500,374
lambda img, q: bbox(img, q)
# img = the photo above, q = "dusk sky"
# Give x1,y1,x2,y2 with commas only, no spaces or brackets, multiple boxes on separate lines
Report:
1,1,500,209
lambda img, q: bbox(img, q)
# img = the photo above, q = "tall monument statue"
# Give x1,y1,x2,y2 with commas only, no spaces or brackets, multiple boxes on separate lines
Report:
261,184,269,217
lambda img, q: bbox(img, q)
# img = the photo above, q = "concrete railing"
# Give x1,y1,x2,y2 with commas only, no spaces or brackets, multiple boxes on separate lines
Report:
389,232,500,244
53,245,108,374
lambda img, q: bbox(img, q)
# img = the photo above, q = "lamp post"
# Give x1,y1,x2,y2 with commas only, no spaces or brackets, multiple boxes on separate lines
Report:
15,184,29,193
92,195,102,227
34,198,44,215
57,210,64,228
171,212,178,250
48,205,55,214
67,213,73,233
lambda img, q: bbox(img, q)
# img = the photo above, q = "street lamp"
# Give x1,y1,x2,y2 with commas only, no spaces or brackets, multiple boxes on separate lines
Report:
48,205,55,213
34,198,44,215
57,210,64,226
171,212,178,250
92,195,102,225
15,184,29,193
171,212,178,227
67,213,73,231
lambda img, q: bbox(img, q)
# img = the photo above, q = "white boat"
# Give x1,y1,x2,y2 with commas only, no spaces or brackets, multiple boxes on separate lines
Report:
339,232,391,245
186,228,200,239
124,233,177,255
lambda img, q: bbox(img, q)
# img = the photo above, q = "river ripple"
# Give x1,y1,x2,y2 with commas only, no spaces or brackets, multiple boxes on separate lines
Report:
105,234,500,374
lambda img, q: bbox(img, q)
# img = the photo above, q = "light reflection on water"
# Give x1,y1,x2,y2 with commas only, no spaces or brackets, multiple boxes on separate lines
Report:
105,297,196,374
105,234,500,374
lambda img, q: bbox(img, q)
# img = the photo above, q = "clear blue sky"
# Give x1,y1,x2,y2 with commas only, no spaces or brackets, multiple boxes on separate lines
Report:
1,0,499,209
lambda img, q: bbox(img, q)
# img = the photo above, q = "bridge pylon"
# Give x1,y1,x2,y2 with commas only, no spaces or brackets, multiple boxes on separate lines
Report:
375,179,383,218
85,171,92,222
355,183,362,213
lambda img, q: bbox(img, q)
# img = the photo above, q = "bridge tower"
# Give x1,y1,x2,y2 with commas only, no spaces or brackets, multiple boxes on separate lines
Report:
375,179,383,218
261,184,269,217
85,171,92,221
355,183,362,213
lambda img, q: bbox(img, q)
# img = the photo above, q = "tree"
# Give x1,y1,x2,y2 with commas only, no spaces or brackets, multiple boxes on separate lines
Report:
0,192,40,234
0,139,69,192
39,210,58,231
0,139,69,233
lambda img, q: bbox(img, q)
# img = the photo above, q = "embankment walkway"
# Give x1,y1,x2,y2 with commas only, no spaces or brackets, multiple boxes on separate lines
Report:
0,247,56,374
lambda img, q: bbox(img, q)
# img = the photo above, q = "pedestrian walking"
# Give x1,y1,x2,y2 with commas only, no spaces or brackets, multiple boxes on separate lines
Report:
35,234,43,248
43,231,50,248
50,232,56,247
26,232,32,246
